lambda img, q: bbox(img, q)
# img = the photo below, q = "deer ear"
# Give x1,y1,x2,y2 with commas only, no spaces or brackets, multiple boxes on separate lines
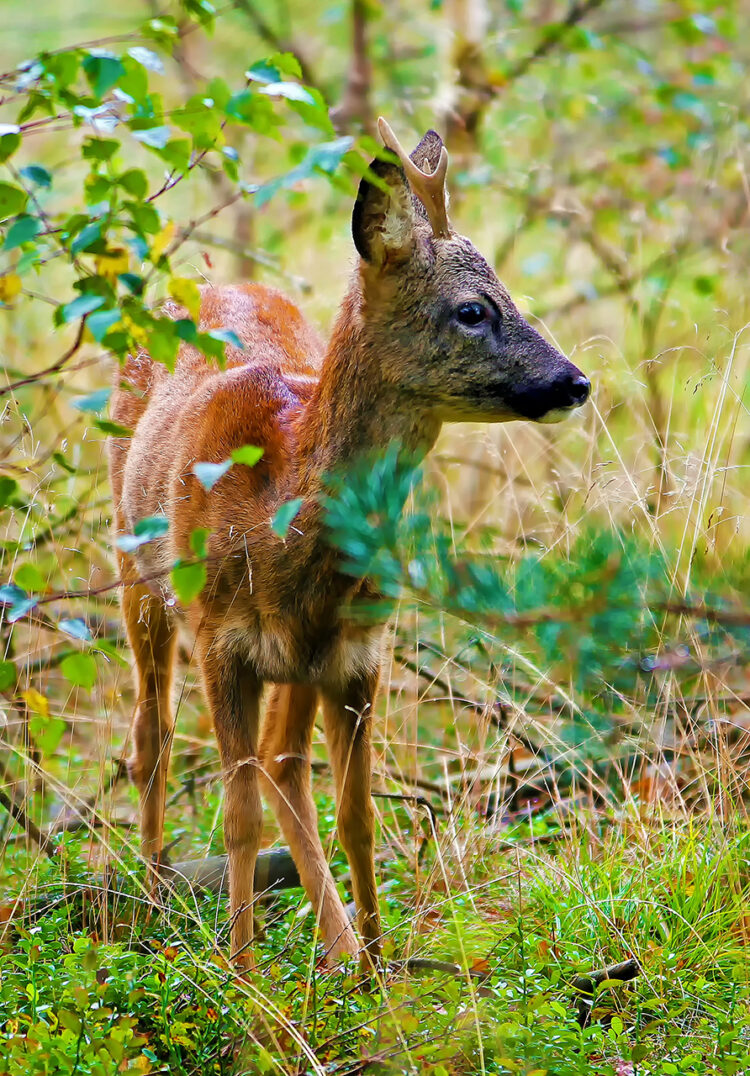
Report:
352,158,417,266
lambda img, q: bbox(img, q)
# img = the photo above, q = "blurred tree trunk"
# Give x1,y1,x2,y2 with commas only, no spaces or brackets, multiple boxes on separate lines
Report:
332,0,375,135
441,0,492,156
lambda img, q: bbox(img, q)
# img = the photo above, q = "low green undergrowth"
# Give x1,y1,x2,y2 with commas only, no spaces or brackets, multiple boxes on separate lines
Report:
1,812,749,1075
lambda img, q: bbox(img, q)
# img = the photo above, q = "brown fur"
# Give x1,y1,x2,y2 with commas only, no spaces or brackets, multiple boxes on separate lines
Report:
110,127,589,969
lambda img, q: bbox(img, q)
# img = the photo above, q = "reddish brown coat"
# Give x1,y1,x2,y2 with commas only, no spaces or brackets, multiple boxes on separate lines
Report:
110,123,589,969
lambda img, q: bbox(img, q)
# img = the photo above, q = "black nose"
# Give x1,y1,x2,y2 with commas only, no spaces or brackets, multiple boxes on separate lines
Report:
566,373,591,406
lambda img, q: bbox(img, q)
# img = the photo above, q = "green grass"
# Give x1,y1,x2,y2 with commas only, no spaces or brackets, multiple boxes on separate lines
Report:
2,803,750,1074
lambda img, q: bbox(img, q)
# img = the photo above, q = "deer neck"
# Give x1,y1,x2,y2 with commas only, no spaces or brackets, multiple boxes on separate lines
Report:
295,285,442,495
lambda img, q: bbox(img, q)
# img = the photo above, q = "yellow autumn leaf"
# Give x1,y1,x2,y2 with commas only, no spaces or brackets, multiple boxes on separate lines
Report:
169,276,201,321
0,273,22,303
121,313,149,346
151,220,175,263
94,246,129,282
21,688,48,716
162,1021,196,1048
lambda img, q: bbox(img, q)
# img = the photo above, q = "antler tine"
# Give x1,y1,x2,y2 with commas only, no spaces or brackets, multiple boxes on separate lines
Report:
377,117,451,240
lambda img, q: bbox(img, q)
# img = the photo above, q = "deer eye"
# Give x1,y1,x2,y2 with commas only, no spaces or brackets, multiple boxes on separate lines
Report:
455,301,487,326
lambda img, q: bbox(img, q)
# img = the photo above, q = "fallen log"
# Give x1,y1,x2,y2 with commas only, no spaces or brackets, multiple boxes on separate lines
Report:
572,957,640,1027
161,849,301,895
162,849,371,926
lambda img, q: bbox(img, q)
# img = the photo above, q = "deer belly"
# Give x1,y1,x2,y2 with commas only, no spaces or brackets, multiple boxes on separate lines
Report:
219,621,385,685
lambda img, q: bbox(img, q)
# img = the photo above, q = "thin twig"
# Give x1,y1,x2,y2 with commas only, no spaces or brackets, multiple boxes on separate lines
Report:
0,319,87,398
505,0,608,84
0,784,54,857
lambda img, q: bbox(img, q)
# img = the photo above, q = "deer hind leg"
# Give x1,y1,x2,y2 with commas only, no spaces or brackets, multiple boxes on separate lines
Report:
121,571,177,867
321,675,381,971
197,634,263,965
260,684,358,962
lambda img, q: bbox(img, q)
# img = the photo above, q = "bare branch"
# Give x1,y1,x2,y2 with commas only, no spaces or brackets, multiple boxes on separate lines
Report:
505,0,609,85
0,307,87,399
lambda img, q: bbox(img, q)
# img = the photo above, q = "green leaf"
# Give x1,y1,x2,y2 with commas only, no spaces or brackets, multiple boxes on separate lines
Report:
693,275,715,295
194,331,227,366
0,660,16,691
308,137,354,173
94,638,128,668
61,652,98,691
87,308,121,342
118,272,145,295
255,138,352,207
259,82,314,104
14,563,45,592
44,50,79,89
271,496,304,537
116,514,169,552
118,169,148,200
206,77,231,109
0,584,23,605
6,598,35,623
183,0,216,29
0,182,27,222
175,318,197,342
60,294,105,322
20,164,52,188
0,476,20,509
53,450,76,474
246,53,302,83
57,1010,82,1035
225,90,277,133
58,618,92,641
93,419,133,437
72,388,112,412
142,15,180,46
117,55,149,104
127,46,164,73
155,138,191,173
82,52,125,98
132,125,172,149
172,95,223,145
246,59,282,84
0,132,20,164
3,214,41,251
193,460,231,489
70,221,103,254
286,86,336,135
171,560,207,605
222,146,239,182
82,138,120,162
231,445,264,467
208,328,243,350
29,712,66,754
85,175,111,207
147,317,180,370
189,527,210,557
127,202,160,235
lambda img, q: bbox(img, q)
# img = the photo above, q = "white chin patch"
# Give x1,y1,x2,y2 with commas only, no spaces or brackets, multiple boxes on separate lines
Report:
537,405,578,425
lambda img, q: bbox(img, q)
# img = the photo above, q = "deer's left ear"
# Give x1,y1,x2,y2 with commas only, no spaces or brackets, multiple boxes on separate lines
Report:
352,158,417,266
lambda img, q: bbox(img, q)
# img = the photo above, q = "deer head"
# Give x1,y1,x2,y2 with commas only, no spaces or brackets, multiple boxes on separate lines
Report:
350,118,590,424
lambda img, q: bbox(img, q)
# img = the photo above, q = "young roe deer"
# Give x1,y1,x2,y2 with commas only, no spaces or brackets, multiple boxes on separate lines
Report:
109,118,590,970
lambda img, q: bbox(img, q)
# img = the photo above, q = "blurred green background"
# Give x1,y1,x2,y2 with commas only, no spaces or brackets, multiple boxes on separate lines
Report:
4,0,748,558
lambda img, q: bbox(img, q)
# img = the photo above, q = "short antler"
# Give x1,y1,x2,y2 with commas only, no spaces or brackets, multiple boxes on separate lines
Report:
377,116,451,240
